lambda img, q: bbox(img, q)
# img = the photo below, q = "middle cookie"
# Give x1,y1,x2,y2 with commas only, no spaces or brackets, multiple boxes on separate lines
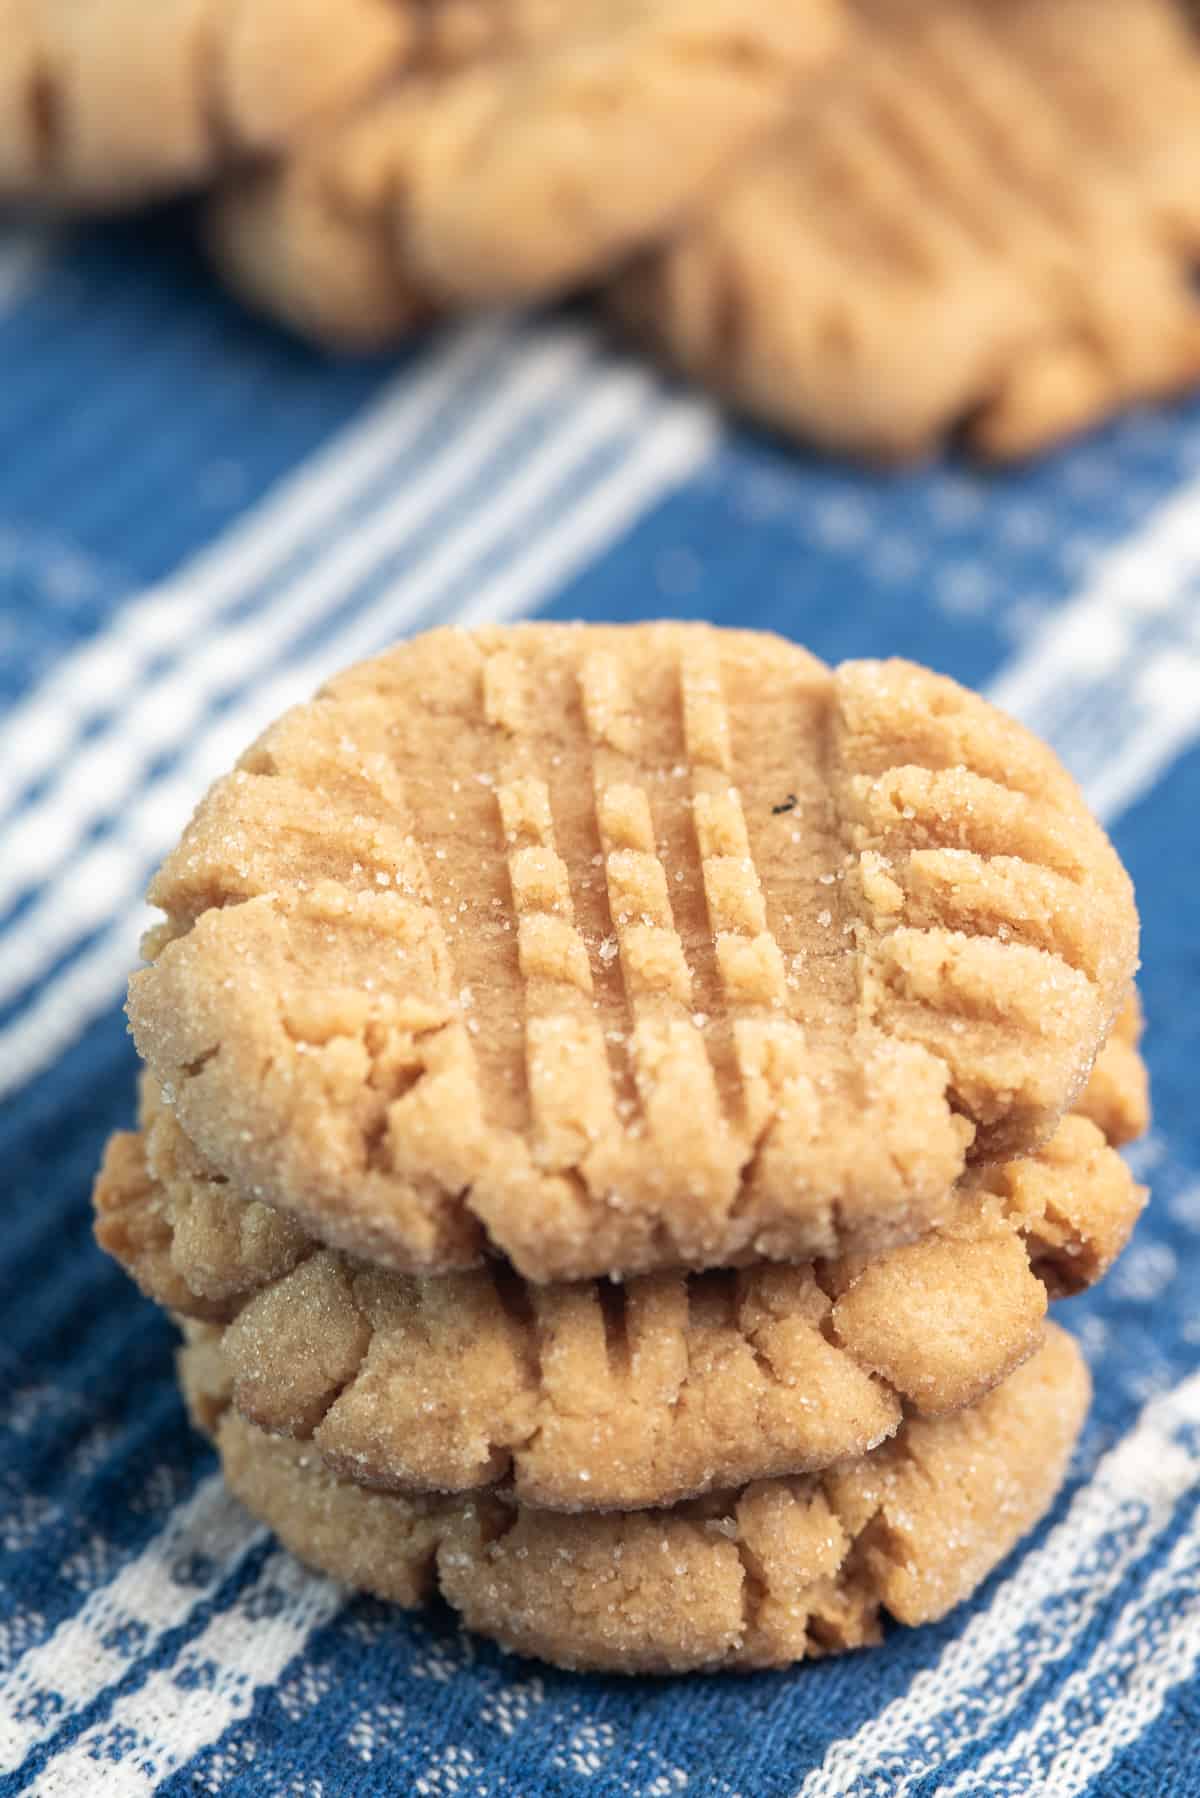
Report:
96,1014,1144,1513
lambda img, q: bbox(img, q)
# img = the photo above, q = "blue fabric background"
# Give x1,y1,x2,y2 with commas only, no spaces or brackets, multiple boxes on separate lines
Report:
0,210,1197,1796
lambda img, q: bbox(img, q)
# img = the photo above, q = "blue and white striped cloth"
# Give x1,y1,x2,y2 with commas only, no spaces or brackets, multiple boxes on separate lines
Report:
1,208,1198,1798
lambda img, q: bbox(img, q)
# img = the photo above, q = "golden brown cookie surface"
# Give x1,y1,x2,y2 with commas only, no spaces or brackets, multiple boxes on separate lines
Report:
0,0,415,207
208,0,843,342
181,1322,1090,1674
96,1025,1143,1511
609,0,1200,459
126,624,1138,1284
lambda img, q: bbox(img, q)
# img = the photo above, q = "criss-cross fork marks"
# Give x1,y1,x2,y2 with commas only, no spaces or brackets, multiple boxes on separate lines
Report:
494,765,619,1173
476,632,822,1251
826,660,1136,1152
578,648,744,1218
483,646,626,1183
130,688,506,1267
681,638,818,1148
241,710,498,1180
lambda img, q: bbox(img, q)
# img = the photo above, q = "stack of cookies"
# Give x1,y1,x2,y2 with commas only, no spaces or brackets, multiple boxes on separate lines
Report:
6,0,1200,459
95,623,1147,1673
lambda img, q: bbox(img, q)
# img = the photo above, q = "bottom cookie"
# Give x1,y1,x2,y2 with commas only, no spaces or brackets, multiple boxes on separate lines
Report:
180,1321,1088,1675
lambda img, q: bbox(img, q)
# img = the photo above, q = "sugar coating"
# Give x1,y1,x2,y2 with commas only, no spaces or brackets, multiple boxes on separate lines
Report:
95,1020,1144,1512
126,624,1139,1285
610,0,1200,459
208,0,843,344
179,1322,1090,1675
0,0,412,207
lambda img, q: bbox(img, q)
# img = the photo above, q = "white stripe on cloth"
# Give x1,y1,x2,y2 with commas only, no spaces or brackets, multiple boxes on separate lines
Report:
798,1372,1200,1797
989,471,1200,822
940,1496,1200,1796
0,391,717,1098
1081,633,1200,823
0,317,515,817
0,317,573,899
0,1477,258,1777
29,1549,342,1797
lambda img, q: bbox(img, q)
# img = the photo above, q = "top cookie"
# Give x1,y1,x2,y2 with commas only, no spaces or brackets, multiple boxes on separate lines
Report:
127,624,1138,1283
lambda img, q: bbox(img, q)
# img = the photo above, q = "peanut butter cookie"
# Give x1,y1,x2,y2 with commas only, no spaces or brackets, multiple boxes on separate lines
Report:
208,0,843,342
126,625,1139,1284
0,0,414,206
610,0,1200,458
